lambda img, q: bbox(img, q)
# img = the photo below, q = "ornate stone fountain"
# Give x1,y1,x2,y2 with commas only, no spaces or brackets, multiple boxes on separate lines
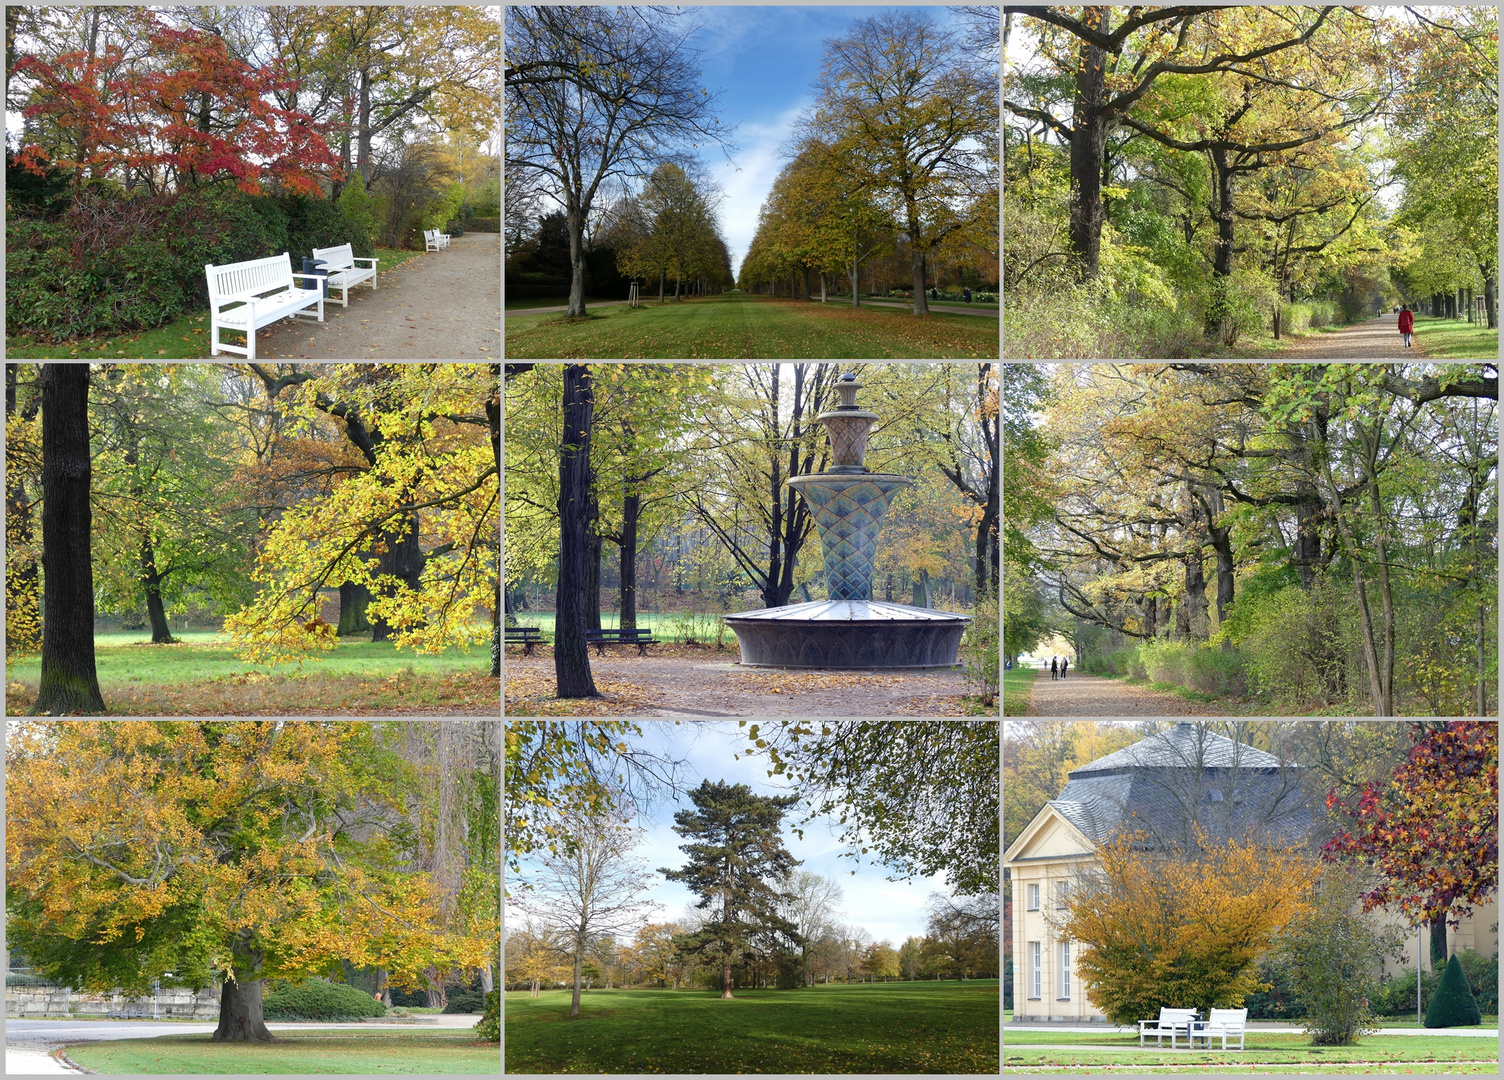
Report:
725,372,970,668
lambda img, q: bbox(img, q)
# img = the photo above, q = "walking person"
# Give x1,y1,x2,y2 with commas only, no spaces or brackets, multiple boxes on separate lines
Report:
1061,656,1069,679
1398,303,1414,349
1050,656,1058,681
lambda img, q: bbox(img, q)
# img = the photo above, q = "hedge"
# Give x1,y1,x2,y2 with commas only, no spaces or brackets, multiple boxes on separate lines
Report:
469,217,500,233
442,988,487,1013
8,186,368,343
474,990,499,1042
262,979,387,1022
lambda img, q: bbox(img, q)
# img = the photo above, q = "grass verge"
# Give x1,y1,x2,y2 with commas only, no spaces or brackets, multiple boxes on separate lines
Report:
505,981,999,1073
7,631,497,715
1003,666,1036,716
64,1030,498,1074
6,248,426,359
1002,1032,1497,1068
505,295,618,310
505,293,999,359
1412,315,1499,358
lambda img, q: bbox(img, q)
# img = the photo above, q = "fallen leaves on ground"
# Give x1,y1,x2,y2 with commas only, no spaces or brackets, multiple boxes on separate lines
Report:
505,670,656,715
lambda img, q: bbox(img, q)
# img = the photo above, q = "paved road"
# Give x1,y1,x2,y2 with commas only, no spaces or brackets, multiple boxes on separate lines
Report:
1256,313,1418,358
1006,1023,1498,1037
257,233,499,359
1026,671,1216,716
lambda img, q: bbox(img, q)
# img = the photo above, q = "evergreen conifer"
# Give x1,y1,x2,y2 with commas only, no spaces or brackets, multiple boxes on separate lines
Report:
1423,954,1482,1027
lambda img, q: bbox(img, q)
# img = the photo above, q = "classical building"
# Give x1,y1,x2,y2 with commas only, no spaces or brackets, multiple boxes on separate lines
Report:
1004,723,1498,1022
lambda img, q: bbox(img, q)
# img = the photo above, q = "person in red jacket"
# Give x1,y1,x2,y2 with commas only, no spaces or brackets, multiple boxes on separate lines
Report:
1398,304,1415,348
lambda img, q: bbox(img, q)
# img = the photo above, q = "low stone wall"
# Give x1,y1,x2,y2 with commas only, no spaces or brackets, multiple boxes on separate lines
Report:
7,984,221,1019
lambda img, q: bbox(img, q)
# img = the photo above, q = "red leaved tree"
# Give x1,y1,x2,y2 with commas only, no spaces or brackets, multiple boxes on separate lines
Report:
1321,721,1498,930
15,12,340,195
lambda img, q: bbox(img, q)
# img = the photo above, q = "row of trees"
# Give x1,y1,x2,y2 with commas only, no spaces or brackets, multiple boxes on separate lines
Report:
6,363,500,715
503,364,998,699
1004,363,1497,716
737,9,998,314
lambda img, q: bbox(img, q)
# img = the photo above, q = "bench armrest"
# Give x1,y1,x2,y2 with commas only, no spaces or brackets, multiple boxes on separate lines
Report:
352,257,378,267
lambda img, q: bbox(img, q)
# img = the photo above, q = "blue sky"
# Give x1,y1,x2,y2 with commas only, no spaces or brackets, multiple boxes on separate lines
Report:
507,720,953,948
671,5,978,278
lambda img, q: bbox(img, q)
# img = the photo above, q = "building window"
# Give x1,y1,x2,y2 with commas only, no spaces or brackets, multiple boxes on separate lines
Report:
1210,790,1224,802
1027,883,1039,910
1059,941,1071,999
1030,941,1041,999
1056,880,1071,911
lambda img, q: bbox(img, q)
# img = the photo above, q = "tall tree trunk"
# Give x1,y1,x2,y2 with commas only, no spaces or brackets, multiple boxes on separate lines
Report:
213,953,275,1043
569,933,585,1017
565,190,588,318
140,536,176,644
371,513,423,641
586,499,603,631
338,579,371,636
555,365,599,697
33,363,105,716
909,242,929,315
1294,499,1323,589
1482,271,1496,329
356,65,374,184
1068,8,1108,280
619,489,639,630
1429,909,1448,966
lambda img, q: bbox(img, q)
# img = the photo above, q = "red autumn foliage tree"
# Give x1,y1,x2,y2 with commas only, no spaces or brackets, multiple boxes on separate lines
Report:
15,14,340,196
1321,721,1499,926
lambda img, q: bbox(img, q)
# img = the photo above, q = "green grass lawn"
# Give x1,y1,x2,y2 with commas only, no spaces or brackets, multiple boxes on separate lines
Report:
505,980,999,1074
504,293,1000,359
1412,314,1499,359
6,248,427,359
64,1029,498,1074
506,295,619,310
1003,1030,1498,1071
1003,665,1036,716
7,630,497,715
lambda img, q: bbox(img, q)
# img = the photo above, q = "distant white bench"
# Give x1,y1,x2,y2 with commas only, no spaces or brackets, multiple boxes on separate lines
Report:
1189,1008,1247,1050
311,243,378,308
205,253,323,359
1139,1007,1198,1049
424,228,450,251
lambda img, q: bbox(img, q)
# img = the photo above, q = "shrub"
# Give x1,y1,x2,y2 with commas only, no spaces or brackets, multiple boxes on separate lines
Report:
336,176,377,255
474,989,499,1042
1271,866,1399,1045
442,988,486,1013
1243,958,1301,1020
1450,950,1497,1015
1370,967,1439,1017
387,984,429,1008
469,216,500,233
1424,954,1482,1027
262,978,387,1022
960,585,1000,709
283,192,368,261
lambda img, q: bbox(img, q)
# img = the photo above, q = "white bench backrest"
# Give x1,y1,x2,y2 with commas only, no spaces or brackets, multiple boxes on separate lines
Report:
312,243,355,270
1206,1008,1246,1029
1159,1008,1199,1024
208,254,292,302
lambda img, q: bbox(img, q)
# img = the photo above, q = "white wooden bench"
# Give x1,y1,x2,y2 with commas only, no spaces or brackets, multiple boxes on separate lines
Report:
311,243,378,308
1189,1007,1247,1050
1139,1007,1199,1048
205,253,324,359
424,228,450,251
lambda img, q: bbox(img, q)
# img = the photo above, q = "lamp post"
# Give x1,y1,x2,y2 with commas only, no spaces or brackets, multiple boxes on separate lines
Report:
1416,928,1422,1025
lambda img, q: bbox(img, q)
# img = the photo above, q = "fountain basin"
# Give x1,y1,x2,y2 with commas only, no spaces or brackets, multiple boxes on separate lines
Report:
725,600,969,668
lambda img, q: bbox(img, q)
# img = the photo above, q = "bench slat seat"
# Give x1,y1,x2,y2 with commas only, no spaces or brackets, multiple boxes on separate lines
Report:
584,627,657,656
311,243,378,307
206,253,323,359
1189,1008,1247,1050
1139,1008,1199,1049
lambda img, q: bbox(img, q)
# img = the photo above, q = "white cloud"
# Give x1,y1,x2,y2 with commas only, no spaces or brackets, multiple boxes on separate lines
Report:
712,100,809,280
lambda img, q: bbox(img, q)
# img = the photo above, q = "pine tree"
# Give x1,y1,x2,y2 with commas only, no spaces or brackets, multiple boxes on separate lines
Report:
1424,954,1482,1028
659,780,802,999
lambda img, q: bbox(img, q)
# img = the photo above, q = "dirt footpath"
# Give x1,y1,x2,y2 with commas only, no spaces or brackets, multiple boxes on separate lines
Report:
1027,672,1217,716
1255,313,1419,358
258,233,499,359
503,651,976,716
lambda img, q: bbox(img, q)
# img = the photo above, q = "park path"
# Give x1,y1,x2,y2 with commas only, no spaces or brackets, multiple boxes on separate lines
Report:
256,233,498,359
1254,312,1422,358
1027,671,1216,716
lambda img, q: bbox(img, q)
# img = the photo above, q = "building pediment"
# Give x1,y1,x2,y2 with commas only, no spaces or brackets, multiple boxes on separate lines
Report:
1005,800,1096,865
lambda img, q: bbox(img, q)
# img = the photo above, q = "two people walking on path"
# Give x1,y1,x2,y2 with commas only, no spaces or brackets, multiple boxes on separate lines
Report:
1049,655,1069,680
1399,304,1415,348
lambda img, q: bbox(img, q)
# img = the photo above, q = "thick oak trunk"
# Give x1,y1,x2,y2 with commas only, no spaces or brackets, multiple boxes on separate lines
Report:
213,973,275,1043
371,513,423,642
619,489,639,630
1068,10,1109,280
555,365,599,697
338,580,371,636
33,363,105,716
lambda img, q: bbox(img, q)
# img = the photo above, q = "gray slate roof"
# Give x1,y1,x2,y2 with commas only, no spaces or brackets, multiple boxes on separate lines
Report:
1048,723,1313,849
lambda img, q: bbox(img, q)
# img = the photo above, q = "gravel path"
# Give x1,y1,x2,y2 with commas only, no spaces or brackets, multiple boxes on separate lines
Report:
504,652,972,716
1255,313,1421,358
1027,672,1215,716
257,233,499,359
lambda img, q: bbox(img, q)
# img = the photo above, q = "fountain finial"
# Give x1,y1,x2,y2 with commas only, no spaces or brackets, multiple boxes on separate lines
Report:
819,373,878,473
835,371,862,409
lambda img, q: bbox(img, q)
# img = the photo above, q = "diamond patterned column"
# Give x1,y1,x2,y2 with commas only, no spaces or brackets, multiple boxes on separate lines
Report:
788,474,911,601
